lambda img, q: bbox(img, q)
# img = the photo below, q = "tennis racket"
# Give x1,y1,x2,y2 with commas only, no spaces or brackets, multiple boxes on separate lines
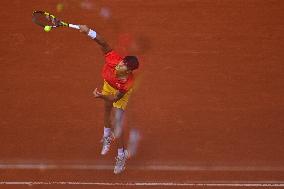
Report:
32,10,80,30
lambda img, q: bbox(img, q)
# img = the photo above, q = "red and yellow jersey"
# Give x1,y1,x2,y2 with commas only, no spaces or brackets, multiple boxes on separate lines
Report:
102,50,134,93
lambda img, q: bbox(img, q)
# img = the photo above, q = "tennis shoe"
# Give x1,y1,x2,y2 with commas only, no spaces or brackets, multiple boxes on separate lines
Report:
113,150,129,174
100,134,114,155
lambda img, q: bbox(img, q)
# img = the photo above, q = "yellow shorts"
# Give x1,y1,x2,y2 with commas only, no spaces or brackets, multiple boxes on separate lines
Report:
102,81,132,110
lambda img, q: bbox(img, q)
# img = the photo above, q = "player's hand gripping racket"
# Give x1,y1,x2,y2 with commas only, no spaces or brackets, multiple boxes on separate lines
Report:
32,10,80,31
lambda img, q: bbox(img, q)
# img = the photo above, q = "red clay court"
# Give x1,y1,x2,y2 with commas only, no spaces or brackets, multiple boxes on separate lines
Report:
0,0,284,188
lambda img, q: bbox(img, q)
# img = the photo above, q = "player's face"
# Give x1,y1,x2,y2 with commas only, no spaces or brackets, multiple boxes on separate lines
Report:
115,61,128,76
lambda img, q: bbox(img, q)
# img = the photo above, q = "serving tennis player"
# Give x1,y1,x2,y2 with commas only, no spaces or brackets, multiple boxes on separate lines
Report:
79,25,139,174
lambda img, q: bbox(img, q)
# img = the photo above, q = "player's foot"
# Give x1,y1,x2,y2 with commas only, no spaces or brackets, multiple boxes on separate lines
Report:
100,134,114,155
113,150,129,174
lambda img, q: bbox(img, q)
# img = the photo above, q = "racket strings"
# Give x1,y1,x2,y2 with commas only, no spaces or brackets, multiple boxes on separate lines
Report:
32,12,61,27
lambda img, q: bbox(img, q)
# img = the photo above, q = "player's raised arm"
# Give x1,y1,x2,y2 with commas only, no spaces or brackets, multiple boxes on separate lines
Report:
79,25,112,54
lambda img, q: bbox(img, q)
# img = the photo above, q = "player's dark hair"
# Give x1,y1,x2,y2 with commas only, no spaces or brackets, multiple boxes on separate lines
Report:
123,56,139,71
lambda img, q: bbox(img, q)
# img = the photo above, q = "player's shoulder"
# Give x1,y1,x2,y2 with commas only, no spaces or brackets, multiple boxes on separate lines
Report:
104,50,123,67
105,50,123,66
105,50,122,59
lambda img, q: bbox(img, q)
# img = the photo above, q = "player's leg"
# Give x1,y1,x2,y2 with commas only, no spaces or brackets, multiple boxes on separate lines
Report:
113,107,128,174
101,81,116,155
114,108,125,149
101,101,114,155
113,108,140,158
112,89,132,138
113,107,124,138
112,89,133,174
104,100,113,129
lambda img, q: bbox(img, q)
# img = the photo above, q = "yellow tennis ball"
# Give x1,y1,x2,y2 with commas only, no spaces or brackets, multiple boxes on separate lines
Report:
44,26,52,32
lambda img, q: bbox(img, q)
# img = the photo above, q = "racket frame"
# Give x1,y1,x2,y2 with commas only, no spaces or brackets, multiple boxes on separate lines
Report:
32,11,80,30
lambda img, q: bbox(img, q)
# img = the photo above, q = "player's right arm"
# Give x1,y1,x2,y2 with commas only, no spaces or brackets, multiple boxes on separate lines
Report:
79,25,112,54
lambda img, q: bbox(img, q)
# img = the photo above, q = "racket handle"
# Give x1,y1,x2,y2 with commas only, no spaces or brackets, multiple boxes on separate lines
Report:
69,24,80,30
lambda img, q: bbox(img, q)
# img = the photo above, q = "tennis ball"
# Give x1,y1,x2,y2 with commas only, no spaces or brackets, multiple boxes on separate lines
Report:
44,26,52,32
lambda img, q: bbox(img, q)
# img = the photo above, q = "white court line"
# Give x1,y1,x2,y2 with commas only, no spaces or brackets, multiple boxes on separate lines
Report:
1,163,283,187
0,163,284,171
1,181,284,187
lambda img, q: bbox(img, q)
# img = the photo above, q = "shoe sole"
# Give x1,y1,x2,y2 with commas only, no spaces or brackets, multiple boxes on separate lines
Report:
114,167,125,174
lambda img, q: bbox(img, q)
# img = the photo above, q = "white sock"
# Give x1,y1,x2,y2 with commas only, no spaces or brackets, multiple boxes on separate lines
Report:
103,127,111,137
118,148,124,157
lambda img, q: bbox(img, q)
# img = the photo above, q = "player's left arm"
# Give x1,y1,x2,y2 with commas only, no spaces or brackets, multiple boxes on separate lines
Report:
93,88,125,102
79,25,112,54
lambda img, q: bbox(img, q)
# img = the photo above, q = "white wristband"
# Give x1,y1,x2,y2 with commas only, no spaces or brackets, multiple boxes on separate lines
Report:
88,29,97,39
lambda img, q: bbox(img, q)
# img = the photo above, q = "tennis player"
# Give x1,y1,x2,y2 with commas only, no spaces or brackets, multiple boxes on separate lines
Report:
79,25,139,174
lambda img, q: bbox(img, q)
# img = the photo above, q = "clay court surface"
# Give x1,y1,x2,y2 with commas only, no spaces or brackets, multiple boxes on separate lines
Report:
1,0,284,188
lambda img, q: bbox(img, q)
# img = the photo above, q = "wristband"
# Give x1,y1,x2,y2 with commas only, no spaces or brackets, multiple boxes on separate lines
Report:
88,29,97,39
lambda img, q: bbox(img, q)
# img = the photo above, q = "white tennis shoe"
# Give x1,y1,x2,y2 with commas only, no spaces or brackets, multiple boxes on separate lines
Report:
113,150,129,174
100,134,114,155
